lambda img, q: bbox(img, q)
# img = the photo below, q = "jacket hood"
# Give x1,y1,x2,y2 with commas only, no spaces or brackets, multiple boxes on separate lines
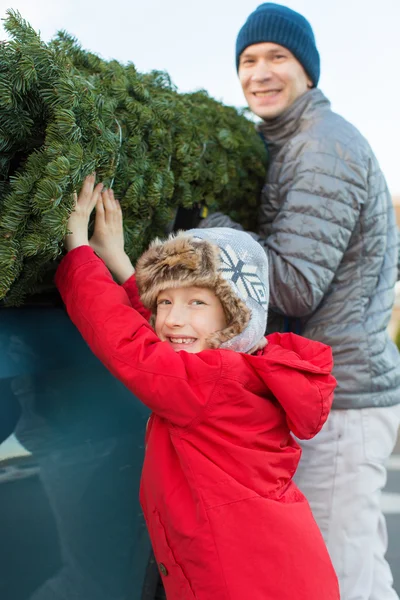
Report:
244,332,336,439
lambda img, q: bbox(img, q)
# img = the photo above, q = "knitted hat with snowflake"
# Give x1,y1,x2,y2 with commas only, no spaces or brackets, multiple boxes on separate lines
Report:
135,227,269,353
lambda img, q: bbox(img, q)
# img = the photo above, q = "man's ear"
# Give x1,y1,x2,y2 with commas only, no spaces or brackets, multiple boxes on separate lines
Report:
307,77,313,89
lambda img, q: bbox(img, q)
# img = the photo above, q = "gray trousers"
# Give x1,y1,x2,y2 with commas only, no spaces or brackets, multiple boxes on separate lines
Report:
295,405,400,600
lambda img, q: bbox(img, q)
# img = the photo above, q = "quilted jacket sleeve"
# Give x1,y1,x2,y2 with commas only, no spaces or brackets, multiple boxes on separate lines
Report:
55,246,222,428
397,229,400,281
258,144,365,317
201,141,366,317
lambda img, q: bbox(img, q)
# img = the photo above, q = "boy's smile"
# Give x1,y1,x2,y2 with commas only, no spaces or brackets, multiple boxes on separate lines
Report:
155,286,227,353
166,335,198,351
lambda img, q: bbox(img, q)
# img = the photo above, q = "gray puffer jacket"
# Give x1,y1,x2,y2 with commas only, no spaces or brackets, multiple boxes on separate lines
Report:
202,89,400,409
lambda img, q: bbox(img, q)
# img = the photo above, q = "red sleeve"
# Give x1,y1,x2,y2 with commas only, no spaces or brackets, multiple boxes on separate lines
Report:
55,246,221,427
122,274,151,321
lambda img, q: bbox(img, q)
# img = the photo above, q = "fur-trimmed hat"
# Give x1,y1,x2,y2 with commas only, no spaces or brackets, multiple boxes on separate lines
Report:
135,227,269,353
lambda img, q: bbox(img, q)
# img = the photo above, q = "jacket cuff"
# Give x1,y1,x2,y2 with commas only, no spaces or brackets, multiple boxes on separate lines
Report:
121,272,137,293
122,274,152,321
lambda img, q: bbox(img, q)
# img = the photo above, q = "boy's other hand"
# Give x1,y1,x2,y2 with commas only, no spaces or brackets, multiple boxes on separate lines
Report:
65,174,103,251
90,188,135,284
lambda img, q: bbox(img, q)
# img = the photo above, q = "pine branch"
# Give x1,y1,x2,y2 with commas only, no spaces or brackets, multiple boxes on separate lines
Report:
0,9,267,306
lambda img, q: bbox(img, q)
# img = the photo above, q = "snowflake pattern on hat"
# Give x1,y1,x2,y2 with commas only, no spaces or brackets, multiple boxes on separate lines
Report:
188,227,269,353
219,245,268,308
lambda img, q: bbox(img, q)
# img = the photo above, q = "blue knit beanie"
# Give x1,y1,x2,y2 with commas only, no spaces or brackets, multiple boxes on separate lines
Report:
236,3,320,87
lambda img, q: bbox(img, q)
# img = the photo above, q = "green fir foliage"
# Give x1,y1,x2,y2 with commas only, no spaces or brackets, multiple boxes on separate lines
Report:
0,10,267,305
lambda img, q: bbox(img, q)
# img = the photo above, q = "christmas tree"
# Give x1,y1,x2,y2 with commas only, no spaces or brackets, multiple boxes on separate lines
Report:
0,10,267,306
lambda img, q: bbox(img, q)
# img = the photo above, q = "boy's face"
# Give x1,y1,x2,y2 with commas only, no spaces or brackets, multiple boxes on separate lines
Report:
238,42,312,120
155,286,227,353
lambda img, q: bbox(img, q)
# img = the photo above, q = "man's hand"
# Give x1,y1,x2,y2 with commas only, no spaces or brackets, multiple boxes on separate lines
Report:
198,211,245,231
90,187,135,284
65,174,103,251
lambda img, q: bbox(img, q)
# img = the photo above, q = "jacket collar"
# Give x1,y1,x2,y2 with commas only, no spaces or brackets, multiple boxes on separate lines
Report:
257,88,330,156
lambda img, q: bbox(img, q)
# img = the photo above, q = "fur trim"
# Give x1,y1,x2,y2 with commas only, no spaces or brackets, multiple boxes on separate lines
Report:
135,232,250,348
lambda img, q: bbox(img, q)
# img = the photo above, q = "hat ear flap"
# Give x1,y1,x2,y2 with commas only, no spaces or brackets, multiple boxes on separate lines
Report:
205,278,251,348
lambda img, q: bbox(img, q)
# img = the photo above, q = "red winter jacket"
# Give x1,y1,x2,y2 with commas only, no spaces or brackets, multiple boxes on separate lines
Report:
55,246,339,600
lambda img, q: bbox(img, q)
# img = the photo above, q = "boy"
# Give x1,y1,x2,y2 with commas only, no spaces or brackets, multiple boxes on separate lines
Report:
55,175,339,599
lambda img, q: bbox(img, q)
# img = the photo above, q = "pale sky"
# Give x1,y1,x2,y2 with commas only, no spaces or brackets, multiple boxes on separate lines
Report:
1,0,399,195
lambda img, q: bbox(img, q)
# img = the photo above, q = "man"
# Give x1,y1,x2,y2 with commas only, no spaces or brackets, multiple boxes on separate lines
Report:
201,4,400,599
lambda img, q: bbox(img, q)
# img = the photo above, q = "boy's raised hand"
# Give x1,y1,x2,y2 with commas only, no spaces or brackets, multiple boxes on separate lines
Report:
65,174,103,251
90,187,135,284
90,187,124,262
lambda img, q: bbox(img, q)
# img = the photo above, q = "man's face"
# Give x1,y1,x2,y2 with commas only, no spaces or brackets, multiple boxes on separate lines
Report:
238,42,313,120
